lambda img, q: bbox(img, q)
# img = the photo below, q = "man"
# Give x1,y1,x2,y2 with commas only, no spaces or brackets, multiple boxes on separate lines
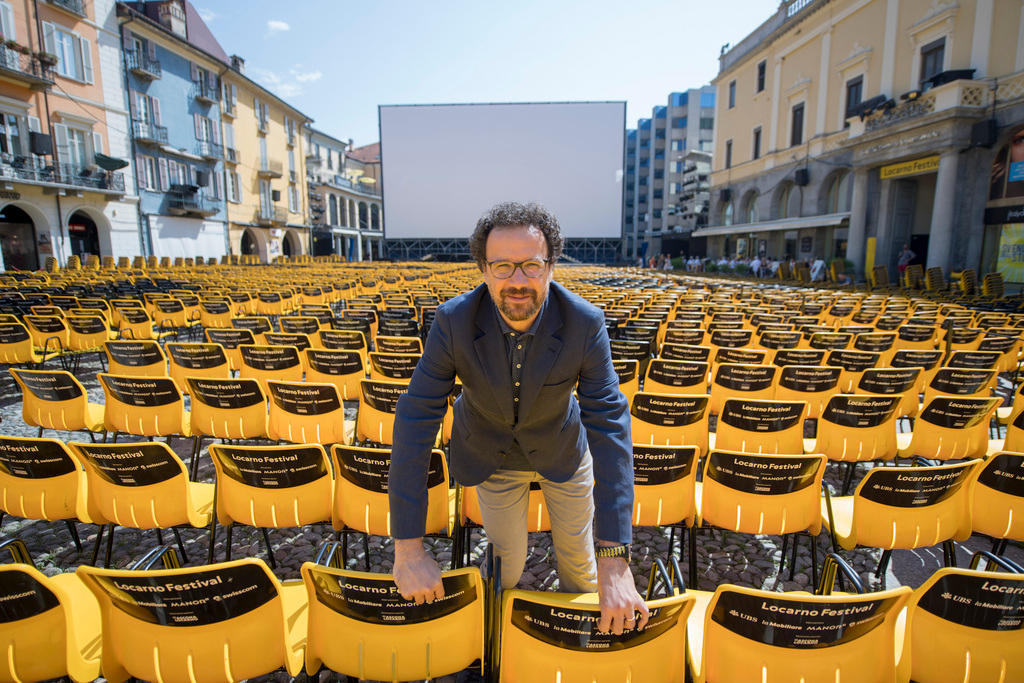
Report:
897,243,915,275
388,201,648,634
810,256,826,282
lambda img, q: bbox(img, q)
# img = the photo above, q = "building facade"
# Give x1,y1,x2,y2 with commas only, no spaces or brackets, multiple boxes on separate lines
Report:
623,87,715,261
699,0,1024,281
0,0,135,270
305,128,383,261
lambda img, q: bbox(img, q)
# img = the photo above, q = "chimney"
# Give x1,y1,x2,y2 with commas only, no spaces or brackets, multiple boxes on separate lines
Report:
157,1,187,39
231,55,245,74
347,138,353,150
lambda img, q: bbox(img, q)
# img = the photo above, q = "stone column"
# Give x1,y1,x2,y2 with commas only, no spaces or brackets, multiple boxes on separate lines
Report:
873,178,895,275
926,151,960,273
356,234,364,261
846,167,870,279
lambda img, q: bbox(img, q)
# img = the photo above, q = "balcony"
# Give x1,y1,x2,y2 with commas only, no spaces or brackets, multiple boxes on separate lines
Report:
125,49,160,79
305,154,322,170
191,81,219,104
254,205,288,226
257,159,283,178
167,185,219,217
47,0,85,16
132,120,168,144
0,155,125,194
854,74,998,136
196,140,223,159
223,147,238,164
0,47,55,90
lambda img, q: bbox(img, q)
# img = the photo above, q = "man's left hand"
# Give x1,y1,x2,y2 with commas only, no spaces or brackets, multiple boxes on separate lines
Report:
595,555,649,635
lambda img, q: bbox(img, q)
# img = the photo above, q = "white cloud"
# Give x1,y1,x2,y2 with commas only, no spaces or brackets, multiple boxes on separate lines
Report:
251,67,303,98
196,6,216,22
294,70,322,83
266,19,290,33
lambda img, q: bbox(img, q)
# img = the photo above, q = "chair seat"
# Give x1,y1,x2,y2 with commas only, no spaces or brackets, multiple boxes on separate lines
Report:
49,572,102,683
187,481,215,526
821,494,855,547
85,402,105,432
279,579,309,674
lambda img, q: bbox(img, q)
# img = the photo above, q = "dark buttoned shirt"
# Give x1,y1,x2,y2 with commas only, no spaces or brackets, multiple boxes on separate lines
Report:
494,295,548,470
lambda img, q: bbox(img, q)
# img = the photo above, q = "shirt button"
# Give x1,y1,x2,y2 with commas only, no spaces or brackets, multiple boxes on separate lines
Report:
515,381,520,386
514,397,519,401
517,344,522,349
516,363,521,368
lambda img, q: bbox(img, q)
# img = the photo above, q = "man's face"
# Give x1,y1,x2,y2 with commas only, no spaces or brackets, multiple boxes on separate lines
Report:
482,224,553,324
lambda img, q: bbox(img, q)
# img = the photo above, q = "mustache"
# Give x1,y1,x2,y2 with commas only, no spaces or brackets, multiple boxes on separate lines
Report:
502,288,535,299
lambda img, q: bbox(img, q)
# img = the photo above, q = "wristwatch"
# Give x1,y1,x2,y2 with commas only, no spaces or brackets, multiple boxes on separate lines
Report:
595,543,631,563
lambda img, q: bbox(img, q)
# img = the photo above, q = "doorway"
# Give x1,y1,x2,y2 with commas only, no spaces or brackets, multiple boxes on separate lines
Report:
68,211,100,260
0,204,38,270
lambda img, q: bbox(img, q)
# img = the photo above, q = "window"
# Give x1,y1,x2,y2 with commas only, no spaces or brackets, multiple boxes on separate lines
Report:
227,171,240,203
259,136,268,168
671,92,688,107
845,76,863,120
790,102,805,147
671,117,687,129
131,91,160,126
725,139,732,169
671,139,684,151
752,127,762,160
166,159,187,185
672,162,684,173
655,129,665,140
744,192,759,223
136,155,159,191
920,37,945,87
326,150,333,170
723,201,734,226
288,184,299,212
288,148,295,173
654,150,664,160
728,80,736,108
653,189,663,199
756,60,766,93
826,171,852,213
42,22,93,83
0,112,22,156
699,117,714,130
654,170,664,180
700,92,716,108
193,114,215,141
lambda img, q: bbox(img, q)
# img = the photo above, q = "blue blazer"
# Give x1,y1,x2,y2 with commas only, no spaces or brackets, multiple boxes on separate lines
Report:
388,281,634,543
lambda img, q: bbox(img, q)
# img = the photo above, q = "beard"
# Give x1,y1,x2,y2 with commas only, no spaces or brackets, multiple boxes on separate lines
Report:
496,286,541,321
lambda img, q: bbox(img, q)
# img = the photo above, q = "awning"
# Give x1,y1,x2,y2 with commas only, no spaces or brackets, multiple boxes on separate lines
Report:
94,153,128,171
691,212,850,238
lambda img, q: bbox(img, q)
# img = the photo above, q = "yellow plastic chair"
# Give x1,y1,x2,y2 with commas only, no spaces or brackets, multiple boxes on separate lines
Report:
204,327,256,371
0,322,59,366
367,351,420,382
811,394,901,465
895,324,939,351
152,298,199,339
945,349,1002,371
698,449,827,583
686,583,910,683
0,550,101,683
112,306,155,340
207,443,333,566
900,561,1024,683
854,366,923,418
77,557,306,683
374,334,423,354
921,367,997,407
165,342,231,389
772,348,826,367
970,451,1024,555
279,315,322,336
304,348,366,401
613,358,640,404
630,391,710,455
198,298,233,329
355,378,408,446
97,373,190,439
774,365,842,419
708,363,777,415
10,368,104,438
64,314,115,369
712,398,807,454
265,380,348,444
659,342,712,363
22,315,69,355
643,359,708,395
69,440,213,566
102,339,167,377
238,344,305,386
232,315,274,344
302,561,483,681
498,588,694,683
265,331,313,353
898,396,1000,460
824,349,881,393
890,348,944,386
823,459,981,576
0,436,102,550
632,444,700,582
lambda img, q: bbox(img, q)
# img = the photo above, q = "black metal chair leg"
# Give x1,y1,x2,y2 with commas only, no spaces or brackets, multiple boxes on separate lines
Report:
260,528,275,569
172,528,189,564
189,436,203,481
341,529,349,566
841,462,858,495
87,430,96,443
876,549,893,578
688,524,698,589
363,533,371,571
994,537,1009,555
943,540,957,568
224,524,233,561
90,525,105,566
155,528,164,545
810,533,819,589
37,426,43,438
104,524,116,568
64,521,82,551
788,534,800,581
207,515,218,564
779,535,790,575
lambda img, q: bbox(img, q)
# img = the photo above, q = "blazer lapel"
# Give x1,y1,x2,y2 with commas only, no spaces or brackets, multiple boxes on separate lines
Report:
473,292,514,425
516,292,565,422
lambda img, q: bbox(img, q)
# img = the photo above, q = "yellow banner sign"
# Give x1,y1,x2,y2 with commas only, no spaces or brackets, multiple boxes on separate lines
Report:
880,155,940,180
997,224,1024,283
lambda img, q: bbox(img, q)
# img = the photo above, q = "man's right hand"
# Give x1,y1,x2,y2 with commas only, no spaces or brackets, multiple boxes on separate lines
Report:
393,537,444,604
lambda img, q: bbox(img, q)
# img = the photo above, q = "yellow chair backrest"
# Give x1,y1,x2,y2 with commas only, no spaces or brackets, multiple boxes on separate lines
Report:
165,342,231,388
500,589,694,683
304,348,365,401
204,327,256,371
714,398,806,454
854,367,922,418
97,374,187,437
814,394,901,463
0,562,101,683
330,444,450,536
774,364,843,419
709,363,777,415
186,377,267,440
970,451,1024,543
77,558,305,683
302,563,483,681
10,368,95,433
355,379,408,446
265,380,347,444
103,340,166,376
374,335,423,354
903,565,1024,683
689,584,910,683
367,351,420,382
65,314,110,350
643,359,708,395
238,344,304,385
0,435,100,523
630,391,710,455
632,444,698,527
208,442,332,528
904,396,999,461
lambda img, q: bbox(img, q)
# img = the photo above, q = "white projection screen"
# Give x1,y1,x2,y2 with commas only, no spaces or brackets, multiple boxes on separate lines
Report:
379,102,625,239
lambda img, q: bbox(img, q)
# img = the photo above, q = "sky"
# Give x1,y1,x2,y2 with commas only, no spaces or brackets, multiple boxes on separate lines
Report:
194,0,774,148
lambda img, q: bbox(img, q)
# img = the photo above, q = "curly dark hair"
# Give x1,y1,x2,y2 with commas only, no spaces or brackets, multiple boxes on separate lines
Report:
468,201,563,270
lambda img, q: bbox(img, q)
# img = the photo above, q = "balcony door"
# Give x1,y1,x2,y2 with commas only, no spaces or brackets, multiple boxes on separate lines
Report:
259,179,272,215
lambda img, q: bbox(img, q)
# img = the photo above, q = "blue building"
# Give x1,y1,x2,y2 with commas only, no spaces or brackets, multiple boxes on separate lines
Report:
117,0,227,259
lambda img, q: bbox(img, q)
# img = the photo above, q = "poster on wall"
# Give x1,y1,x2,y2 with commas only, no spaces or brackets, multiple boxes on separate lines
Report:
996,224,1024,282
991,125,1024,200
268,238,282,261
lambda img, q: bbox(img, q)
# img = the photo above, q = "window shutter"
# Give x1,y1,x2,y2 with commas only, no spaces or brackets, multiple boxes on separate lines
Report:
231,84,237,106
136,154,146,188
211,121,220,144
92,131,102,157
128,89,139,119
207,70,216,90
193,113,202,140
223,122,233,149
53,123,68,161
190,61,199,81
152,96,162,126
213,171,222,199
27,116,40,133
121,29,132,49
254,97,260,119
79,36,93,83
42,21,54,54
157,157,168,190
0,2,16,41
147,40,156,60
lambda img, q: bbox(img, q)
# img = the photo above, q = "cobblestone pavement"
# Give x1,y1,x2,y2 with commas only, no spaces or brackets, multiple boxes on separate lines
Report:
1,349,1022,682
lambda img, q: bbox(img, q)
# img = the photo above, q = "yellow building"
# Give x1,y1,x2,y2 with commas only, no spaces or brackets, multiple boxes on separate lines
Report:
220,55,312,262
700,0,1024,281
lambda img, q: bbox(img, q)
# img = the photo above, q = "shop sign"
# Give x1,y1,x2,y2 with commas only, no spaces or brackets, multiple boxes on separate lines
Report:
880,155,940,180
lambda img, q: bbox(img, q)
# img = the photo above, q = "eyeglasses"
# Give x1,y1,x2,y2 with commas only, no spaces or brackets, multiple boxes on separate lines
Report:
486,258,550,279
